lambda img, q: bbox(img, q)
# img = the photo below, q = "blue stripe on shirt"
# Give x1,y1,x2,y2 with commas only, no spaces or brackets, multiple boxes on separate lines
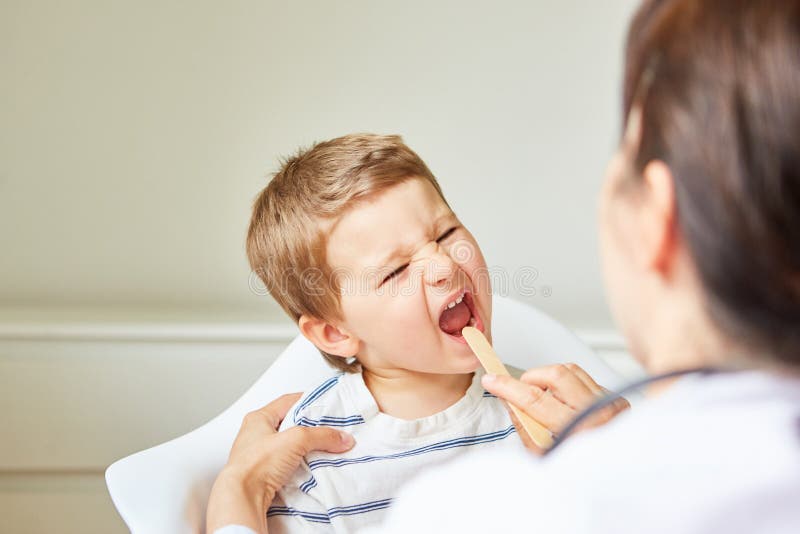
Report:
307,425,517,470
267,506,330,523
328,498,392,518
267,498,393,523
293,375,341,424
299,475,317,494
296,414,366,427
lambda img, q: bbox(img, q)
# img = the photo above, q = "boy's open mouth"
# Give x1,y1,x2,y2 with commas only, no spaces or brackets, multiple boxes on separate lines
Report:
438,290,484,342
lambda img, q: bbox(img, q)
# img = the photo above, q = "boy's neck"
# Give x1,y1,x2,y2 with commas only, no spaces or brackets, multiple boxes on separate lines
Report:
361,368,474,420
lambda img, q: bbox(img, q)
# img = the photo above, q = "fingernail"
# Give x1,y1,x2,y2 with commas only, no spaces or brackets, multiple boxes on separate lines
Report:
340,432,355,446
482,374,497,386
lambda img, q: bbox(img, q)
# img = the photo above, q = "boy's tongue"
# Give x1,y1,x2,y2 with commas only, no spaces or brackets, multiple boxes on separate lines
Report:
439,300,471,336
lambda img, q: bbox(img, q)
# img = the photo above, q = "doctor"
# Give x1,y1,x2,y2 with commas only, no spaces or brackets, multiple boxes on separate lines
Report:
208,0,800,532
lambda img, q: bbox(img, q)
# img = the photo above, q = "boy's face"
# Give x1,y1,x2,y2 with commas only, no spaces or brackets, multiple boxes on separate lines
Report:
325,178,491,375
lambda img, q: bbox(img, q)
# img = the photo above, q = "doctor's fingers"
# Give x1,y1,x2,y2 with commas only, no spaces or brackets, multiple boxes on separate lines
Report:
555,364,632,417
482,374,576,433
227,425,356,501
280,425,356,456
237,393,356,455
232,393,303,453
544,364,632,420
228,399,356,494
519,364,599,409
522,364,630,419
244,393,303,430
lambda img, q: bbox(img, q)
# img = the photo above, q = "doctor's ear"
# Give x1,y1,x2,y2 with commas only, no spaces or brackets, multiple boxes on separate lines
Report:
298,315,359,359
636,160,678,274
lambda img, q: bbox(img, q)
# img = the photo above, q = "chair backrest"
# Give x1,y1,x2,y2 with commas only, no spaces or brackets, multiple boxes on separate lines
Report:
105,296,623,534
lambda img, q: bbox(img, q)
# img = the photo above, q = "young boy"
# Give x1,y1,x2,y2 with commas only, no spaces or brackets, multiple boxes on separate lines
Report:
246,134,521,533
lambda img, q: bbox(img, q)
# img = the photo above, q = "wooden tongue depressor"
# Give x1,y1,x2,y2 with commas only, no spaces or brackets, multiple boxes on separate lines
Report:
462,326,554,449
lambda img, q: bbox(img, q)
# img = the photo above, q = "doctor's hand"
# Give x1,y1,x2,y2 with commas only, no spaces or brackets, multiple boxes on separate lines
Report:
482,363,630,454
206,393,356,534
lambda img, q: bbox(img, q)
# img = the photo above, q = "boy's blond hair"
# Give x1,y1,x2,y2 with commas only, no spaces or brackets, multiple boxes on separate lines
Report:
247,133,446,372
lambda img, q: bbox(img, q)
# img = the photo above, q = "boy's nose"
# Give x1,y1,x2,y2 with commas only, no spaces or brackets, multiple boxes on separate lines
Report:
420,243,458,287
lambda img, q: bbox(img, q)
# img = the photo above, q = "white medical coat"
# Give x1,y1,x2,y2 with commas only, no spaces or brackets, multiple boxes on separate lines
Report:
217,370,800,534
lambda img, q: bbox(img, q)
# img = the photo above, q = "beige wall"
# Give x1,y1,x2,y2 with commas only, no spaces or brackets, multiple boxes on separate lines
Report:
1,0,638,329
0,1,642,532
0,330,294,534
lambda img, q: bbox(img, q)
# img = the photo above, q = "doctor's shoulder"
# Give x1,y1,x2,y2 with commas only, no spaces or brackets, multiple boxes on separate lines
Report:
377,371,800,533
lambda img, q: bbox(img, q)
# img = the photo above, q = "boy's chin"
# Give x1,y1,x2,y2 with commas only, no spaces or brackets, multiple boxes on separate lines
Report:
463,358,483,373
443,352,483,374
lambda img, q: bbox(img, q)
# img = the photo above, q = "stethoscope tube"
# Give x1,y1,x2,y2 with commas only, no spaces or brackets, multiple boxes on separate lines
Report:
545,367,721,455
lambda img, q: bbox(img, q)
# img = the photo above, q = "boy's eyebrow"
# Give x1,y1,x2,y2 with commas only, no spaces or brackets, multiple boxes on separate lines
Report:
371,212,457,268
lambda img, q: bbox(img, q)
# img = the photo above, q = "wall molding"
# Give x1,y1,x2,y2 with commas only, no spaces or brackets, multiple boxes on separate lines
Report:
0,318,625,351
0,321,299,343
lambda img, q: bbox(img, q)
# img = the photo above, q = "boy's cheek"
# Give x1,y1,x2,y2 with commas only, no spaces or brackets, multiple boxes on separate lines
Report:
352,298,429,337
385,309,428,336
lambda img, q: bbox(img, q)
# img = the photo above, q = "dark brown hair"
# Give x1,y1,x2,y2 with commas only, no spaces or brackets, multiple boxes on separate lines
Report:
247,133,445,372
624,0,800,365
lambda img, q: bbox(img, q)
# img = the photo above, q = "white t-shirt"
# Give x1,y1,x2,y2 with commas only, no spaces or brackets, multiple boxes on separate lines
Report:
266,370,522,533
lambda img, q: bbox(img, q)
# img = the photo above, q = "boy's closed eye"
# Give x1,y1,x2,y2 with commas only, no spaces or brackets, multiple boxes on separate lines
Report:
380,226,460,285
382,263,409,285
437,226,457,243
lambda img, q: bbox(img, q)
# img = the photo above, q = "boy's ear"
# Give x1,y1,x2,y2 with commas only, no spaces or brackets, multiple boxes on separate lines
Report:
298,315,360,359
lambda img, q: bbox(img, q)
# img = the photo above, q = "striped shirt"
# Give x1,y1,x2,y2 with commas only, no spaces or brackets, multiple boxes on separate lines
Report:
267,370,522,533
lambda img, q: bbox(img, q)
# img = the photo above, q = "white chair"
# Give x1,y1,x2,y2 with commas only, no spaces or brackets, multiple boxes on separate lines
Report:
105,296,625,534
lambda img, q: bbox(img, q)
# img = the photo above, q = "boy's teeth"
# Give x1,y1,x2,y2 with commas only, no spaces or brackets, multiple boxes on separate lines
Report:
445,293,466,310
